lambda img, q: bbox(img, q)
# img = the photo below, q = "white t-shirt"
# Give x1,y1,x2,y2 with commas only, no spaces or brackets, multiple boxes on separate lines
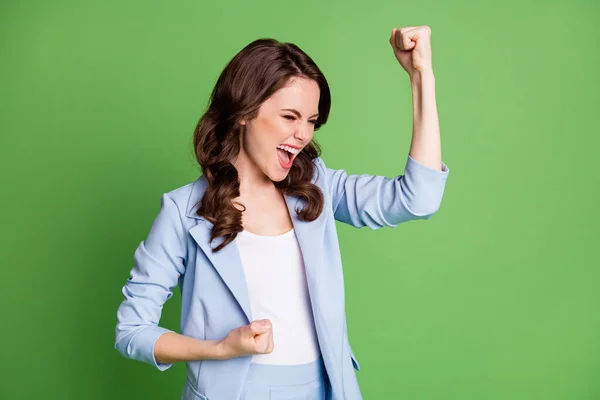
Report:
236,228,321,365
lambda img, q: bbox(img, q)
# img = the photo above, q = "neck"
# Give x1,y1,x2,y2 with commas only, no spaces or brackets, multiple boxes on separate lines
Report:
233,151,274,196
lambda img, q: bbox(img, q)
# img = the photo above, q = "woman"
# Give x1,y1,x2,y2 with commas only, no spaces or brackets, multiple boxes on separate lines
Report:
114,26,449,400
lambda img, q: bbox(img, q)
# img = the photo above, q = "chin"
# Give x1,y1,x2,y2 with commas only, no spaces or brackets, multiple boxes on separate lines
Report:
269,170,289,183
266,157,292,183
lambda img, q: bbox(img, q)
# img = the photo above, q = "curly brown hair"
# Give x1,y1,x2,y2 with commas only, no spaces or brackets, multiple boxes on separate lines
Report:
192,38,332,253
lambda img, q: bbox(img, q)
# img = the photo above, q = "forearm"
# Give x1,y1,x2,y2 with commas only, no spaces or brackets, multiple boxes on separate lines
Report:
408,70,443,171
154,331,228,363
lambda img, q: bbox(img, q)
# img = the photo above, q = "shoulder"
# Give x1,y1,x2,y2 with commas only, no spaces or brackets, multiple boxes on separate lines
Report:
311,156,327,180
161,176,207,221
312,156,326,169
165,179,197,204
311,156,333,188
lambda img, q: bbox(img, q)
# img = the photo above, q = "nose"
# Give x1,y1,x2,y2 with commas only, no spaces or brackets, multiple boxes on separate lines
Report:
294,123,312,143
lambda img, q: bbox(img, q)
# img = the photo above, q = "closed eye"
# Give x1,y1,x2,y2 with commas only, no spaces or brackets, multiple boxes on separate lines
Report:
284,115,317,125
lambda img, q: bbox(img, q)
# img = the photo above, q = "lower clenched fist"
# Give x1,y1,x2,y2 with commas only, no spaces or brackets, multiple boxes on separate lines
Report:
218,319,274,359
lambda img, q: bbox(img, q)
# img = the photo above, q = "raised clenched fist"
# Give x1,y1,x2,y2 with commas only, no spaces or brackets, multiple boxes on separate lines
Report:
389,26,433,76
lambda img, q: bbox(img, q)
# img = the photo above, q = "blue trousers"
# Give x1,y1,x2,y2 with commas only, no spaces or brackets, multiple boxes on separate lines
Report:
240,356,329,400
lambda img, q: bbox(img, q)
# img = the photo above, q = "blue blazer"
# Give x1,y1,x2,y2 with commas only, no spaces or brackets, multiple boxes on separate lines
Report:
114,154,450,400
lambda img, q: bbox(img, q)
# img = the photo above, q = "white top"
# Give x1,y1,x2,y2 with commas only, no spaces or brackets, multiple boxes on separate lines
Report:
235,227,321,365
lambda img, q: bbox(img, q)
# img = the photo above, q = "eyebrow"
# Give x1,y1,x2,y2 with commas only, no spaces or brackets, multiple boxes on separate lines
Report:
281,108,319,119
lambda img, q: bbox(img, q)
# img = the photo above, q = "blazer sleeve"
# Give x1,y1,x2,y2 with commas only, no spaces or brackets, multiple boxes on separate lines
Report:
114,193,187,371
317,154,450,228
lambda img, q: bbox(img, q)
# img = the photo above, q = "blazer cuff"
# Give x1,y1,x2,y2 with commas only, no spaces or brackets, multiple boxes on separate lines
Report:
405,154,449,180
134,326,176,371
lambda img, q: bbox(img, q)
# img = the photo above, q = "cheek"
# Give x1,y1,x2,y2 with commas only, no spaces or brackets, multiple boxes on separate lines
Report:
245,121,277,154
262,119,293,144
246,118,295,155
268,118,290,136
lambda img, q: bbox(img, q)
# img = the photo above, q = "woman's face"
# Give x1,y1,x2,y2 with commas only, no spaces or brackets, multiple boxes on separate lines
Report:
236,76,320,184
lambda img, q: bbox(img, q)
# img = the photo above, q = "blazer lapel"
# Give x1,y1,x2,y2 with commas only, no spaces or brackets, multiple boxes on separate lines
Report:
188,219,254,324
184,176,252,324
283,193,320,302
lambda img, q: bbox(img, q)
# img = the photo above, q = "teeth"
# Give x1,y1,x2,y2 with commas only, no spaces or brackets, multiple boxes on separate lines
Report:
277,144,300,155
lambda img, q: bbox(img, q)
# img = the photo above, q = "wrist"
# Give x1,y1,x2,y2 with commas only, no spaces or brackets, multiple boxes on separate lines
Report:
410,69,435,85
214,339,232,360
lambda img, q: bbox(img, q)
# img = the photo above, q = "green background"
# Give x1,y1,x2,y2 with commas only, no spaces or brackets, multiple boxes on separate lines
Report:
1,0,599,399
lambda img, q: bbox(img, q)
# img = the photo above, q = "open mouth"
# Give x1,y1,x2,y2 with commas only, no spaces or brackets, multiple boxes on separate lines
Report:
276,144,299,169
